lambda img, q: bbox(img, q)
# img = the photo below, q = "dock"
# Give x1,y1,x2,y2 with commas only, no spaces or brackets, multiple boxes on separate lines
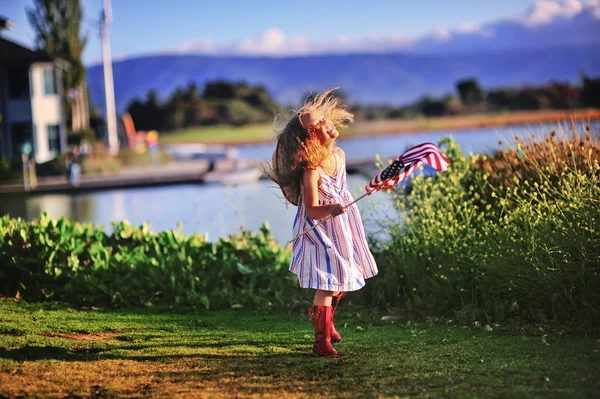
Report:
0,158,374,197
0,160,211,196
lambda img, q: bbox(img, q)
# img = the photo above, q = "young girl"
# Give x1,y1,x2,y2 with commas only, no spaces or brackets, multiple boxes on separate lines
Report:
266,88,378,357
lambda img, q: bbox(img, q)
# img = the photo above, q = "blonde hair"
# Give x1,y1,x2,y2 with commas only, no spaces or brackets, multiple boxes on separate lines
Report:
264,88,354,205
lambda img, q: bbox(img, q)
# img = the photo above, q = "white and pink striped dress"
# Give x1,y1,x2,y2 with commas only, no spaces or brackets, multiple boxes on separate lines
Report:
290,148,378,291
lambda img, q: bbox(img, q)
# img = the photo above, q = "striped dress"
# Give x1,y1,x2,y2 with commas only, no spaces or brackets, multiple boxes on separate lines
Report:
290,148,378,291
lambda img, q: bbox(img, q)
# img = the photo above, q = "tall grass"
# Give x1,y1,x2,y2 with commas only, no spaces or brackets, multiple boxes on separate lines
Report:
367,124,600,327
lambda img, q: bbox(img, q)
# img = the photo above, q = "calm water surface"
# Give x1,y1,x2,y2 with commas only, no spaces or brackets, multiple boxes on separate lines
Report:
0,122,585,244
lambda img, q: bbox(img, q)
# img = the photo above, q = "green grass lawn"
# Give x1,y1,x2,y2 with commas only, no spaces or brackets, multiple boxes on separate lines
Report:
160,124,274,145
1,300,598,398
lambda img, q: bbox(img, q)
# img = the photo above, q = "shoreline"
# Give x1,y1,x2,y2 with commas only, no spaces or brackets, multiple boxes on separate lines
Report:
167,108,600,147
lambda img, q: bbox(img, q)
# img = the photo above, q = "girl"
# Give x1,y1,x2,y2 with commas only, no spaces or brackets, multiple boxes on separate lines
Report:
266,88,378,357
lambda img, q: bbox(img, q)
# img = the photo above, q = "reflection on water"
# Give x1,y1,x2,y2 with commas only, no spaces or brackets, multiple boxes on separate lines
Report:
0,176,396,244
1,194,95,223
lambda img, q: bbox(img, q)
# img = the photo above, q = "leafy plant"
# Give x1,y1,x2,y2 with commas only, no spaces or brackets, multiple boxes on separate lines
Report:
0,215,298,310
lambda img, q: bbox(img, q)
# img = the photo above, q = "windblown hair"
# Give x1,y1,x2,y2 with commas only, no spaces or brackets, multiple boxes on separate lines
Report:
264,88,354,205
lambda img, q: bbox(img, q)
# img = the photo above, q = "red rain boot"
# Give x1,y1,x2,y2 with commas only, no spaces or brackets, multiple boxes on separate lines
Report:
308,305,338,357
330,292,346,343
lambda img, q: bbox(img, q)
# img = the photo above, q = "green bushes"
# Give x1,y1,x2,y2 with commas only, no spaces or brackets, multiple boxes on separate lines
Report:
0,214,297,309
368,126,600,327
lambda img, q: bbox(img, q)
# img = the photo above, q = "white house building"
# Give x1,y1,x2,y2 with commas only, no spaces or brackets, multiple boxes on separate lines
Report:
0,34,67,163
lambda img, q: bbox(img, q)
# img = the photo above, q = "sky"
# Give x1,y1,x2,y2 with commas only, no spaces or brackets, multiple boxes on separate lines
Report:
2,0,544,65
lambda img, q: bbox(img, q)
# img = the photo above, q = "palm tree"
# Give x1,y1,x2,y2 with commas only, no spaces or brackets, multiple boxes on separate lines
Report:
27,0,89,133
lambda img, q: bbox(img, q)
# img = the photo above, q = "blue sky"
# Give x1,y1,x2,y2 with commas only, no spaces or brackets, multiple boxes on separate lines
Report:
4,0,540,64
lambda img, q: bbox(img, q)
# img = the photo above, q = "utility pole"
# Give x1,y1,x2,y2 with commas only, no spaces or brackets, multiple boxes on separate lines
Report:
100,0,119,155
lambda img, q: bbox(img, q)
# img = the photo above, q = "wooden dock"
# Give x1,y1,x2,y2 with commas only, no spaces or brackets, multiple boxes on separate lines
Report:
0,158,373,197
0,160,211,196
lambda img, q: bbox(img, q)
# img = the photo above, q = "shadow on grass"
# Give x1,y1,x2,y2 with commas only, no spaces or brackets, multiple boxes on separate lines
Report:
0,343,315,363
0,346,104,361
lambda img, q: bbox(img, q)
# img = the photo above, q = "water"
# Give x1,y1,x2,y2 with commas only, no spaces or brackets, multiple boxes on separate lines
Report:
0,122,587,244
234,122,572,161
0,175,394,244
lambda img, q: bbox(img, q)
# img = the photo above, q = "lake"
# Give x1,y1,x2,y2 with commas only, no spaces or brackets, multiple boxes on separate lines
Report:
0,122,585,244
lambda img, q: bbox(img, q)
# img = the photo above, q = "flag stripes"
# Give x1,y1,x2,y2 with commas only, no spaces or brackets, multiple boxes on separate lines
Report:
365,142,450,193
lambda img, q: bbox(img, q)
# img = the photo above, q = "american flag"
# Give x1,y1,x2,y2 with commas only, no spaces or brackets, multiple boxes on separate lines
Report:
365,142,450,193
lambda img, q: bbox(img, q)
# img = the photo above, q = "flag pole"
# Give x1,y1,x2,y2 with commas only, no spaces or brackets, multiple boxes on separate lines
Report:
287,192,371,245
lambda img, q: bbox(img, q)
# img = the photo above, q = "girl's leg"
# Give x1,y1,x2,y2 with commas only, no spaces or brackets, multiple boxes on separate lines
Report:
313,290,335,306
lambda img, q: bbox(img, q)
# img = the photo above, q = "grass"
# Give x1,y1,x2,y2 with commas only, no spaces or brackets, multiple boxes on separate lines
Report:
160,109,600,145
0,300,598,398
160,124,274,145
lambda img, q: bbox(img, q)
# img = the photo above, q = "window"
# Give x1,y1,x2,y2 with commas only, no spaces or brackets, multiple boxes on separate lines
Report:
43,68,58,95
7,68,30,99
47,125,60,153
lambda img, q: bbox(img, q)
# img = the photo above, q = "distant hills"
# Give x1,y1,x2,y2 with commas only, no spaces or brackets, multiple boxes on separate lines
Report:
87,45,600,114
86,0,600,114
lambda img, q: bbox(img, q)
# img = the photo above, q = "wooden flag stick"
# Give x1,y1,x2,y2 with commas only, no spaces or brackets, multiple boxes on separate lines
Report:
287,192,371,245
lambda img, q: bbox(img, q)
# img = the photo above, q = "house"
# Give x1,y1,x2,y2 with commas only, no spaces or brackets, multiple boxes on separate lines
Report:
0,21,67,164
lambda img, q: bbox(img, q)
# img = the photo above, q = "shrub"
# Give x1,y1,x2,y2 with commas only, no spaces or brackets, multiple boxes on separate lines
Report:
368,126,600,327
0,214,297,310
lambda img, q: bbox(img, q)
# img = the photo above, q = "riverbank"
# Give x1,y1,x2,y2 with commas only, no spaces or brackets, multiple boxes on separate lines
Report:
162,108,600,145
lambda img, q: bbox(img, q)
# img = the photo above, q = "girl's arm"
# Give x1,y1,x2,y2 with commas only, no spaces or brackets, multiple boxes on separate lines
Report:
302,169,346,220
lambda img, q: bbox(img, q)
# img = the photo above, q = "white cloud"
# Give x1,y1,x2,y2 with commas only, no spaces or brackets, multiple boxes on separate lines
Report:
171,39,218,55
236,28,287,55
457,22,482,33
133,0,595,59
456,22,495,38
160,28,412,57
524,0,584,26
584,0,600,19
432,26,452,42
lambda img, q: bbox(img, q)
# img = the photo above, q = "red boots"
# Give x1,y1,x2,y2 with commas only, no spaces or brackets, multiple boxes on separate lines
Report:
330,292,346,343
308,292,346,357
308,305,338,357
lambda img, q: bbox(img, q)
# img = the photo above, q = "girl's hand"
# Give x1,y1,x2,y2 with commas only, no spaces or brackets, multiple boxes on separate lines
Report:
327,203,346,217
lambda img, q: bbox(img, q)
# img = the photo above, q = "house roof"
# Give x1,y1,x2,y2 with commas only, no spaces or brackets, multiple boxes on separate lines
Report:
0,37,52,66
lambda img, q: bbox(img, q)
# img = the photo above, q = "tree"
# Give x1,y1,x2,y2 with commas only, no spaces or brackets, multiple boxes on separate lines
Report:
541,82,580,109
456,78,484,107
203,81,237,100
27,0,89,132
416,96,448,117
487,89,517,111
580,75,600,108
126,90,165,131
516,87,548,110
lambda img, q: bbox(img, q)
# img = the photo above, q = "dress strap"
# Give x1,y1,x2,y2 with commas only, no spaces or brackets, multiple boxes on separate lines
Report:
332,147,344,168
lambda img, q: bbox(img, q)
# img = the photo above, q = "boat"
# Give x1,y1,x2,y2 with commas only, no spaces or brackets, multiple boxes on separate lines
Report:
162,143,239,161
202,167,263,185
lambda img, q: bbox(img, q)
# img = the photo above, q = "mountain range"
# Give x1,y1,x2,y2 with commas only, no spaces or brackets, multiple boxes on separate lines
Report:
86,45,600,113
86,0,600,113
